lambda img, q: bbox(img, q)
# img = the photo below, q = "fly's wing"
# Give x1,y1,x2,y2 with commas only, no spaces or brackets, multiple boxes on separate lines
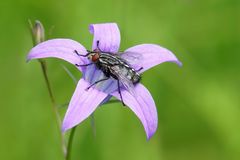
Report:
111,65,136,96
119,51,143,69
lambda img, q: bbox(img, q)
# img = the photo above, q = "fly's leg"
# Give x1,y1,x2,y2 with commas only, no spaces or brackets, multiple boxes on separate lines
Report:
96,40,114,54
74,50,94,67
96,41,103,52
117,80,126,106
75,63,93,67
74,50,89,57
136,67,143,72
74,49,97,57
86,77,109,90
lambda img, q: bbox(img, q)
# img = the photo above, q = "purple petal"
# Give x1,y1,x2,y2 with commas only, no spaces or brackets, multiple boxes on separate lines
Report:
83,23,121,94
89,23,120,53
124,44,182,73
27,39,88,72
111,83,158,140
62,78,108,132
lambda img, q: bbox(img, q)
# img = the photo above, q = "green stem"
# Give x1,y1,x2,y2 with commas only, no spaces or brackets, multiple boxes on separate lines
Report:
61,65,78,160
29,20,67,158
39,60,67,157
66,126,77,160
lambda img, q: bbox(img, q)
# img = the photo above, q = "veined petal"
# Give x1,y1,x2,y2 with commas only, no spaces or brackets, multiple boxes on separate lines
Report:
111,83,158,140
27,39,88,72
124,44,182,73
84,23,121,94
62,78,108,132
89,23,120,53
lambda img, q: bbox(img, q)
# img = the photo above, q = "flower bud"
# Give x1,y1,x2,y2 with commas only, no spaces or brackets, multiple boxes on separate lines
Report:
31,20,45,45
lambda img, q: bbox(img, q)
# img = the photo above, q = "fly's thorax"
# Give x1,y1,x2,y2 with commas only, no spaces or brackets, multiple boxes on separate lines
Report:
99,53,121,66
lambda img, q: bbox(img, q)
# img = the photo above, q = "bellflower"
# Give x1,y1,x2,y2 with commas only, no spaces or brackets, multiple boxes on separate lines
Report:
27,23,182,139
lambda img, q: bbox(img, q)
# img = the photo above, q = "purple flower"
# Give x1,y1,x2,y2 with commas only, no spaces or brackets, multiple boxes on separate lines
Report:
27,23,182,139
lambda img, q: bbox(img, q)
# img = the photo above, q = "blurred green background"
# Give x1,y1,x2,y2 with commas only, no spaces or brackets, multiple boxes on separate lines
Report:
0,0,239,160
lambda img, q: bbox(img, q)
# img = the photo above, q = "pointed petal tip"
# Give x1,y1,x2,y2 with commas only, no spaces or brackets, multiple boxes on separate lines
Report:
61,124,69,133
26,55,31,63
111,83,158,141
26,58,30,63
124,44,182,72
176,60,183,67
61,120,75,133
61,112,79,133
26,49,33,63
145,123,157,140
146,129,156,141
61,126,66,133
146,135,152,141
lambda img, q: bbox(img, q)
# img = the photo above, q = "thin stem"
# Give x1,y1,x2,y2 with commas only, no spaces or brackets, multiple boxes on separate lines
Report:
29,20,67,158
61,65,78,160
66,126,77,160
39,60,67,156
61,65,77,84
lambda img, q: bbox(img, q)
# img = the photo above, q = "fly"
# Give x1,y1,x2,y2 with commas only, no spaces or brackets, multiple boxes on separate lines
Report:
74,41,143,106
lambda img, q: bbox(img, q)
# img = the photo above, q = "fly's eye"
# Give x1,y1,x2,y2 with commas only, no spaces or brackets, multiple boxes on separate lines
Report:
92,53,99,62
87,54,93,60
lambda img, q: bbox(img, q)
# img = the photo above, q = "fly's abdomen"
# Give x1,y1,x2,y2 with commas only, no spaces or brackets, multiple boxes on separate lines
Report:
132,73,141,84
118,65,141,84
99,53,141,84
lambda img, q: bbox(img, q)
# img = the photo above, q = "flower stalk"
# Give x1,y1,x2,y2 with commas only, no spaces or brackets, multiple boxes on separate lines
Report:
29,20,67,157
66,126,76,160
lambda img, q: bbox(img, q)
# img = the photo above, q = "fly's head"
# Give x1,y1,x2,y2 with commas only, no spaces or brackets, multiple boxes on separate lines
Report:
87,51,100,62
